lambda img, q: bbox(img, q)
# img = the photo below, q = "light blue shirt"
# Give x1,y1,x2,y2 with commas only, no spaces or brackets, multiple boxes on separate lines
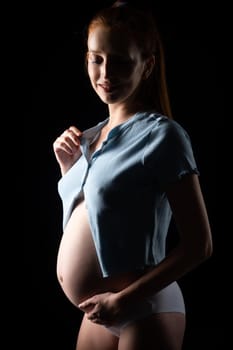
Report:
58,111,199,277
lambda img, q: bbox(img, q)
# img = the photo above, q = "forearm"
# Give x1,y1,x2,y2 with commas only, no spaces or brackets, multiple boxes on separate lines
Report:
117,242,212,305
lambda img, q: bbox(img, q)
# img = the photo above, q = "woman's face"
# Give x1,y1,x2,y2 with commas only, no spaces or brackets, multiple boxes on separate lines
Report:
87,25,146,105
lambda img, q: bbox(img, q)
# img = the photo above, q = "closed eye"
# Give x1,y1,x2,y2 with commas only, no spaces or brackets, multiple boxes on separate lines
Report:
87,53,103,64
87,52,133,66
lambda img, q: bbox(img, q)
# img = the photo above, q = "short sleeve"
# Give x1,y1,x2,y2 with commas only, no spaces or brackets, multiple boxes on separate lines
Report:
143,117,199,187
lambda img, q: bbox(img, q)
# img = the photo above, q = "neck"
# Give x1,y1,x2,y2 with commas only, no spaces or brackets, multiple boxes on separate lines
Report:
107,103,140,129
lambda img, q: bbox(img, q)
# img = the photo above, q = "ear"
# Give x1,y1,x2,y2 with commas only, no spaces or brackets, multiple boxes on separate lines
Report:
143,54,155,79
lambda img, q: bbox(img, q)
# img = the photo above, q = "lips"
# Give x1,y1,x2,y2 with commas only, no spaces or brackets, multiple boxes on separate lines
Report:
98,83,119,93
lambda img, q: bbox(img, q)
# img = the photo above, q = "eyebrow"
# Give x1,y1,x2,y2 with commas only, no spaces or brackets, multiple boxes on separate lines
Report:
88,51,130,60
87,50,103,54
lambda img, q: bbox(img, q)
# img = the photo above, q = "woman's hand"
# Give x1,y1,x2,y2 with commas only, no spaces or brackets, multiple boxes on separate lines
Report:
53,126,83,175
78,292,132,326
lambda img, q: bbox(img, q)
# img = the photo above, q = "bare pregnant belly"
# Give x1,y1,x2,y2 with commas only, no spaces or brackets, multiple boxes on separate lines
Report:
56,200,144,307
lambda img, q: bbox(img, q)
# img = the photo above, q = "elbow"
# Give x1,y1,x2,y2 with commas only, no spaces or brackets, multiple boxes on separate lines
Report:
194,235,213,265
202,226,214,261
181,233,213,267
203,238,213,260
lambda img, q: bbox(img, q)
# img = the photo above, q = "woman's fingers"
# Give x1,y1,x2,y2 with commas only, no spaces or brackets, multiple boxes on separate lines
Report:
53,126,82,155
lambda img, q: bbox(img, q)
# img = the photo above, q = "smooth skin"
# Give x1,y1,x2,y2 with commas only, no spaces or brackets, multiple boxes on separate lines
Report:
76,313,185,350
53,19,213,350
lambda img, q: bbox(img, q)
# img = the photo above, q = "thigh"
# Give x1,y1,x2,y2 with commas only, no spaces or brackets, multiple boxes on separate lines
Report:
76,314,119,350
118,312,186,350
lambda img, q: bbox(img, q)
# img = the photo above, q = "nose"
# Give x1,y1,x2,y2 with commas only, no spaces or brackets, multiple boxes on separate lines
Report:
101,59,115,79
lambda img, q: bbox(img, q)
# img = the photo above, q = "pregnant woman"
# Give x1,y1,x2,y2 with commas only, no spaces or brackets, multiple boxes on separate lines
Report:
53,2,213,349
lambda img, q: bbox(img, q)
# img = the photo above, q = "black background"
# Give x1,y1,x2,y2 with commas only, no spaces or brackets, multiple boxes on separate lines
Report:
23,1,224,349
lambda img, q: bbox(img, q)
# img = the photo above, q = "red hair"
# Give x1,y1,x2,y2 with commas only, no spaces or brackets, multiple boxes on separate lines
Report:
85,3,172,118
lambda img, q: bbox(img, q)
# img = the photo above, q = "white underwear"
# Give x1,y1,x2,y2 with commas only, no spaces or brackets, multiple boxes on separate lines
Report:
106,281,185,337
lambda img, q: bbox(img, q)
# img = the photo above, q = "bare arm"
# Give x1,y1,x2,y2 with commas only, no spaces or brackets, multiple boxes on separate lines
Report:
117,173,213,303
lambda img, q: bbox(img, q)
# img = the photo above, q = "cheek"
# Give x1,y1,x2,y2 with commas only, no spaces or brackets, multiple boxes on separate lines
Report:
87,64,99,82
125,67,143,87
122,62,144,82
133,65,145,84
